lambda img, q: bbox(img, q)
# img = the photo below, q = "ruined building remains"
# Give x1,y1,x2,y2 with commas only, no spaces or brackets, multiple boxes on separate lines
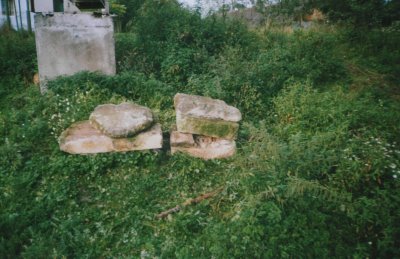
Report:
33,0,116,92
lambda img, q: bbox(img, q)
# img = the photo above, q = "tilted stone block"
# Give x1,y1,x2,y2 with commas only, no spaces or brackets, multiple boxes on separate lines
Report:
174,93,241,140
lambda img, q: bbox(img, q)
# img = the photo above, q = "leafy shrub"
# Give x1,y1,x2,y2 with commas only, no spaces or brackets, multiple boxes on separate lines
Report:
0,3,399,258
117,0,257,84
185,29,346,120
342,27,400,83
0,28,36,80
186,83,400,258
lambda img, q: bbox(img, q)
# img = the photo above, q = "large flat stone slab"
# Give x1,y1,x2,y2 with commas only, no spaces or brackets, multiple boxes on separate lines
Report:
59,121,162,154
174,93,241,140
170,130,236,160
89,102,154,138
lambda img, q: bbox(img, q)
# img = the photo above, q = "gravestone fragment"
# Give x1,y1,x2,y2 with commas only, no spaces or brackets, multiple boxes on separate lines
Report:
170,130,195,148
170,130,236,160
174,93,241,140
59,121,162,154
89,102,154,138
171,93,241,160
59,102,162,154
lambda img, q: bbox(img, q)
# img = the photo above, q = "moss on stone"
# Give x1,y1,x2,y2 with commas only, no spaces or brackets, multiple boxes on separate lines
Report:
177,116,239,140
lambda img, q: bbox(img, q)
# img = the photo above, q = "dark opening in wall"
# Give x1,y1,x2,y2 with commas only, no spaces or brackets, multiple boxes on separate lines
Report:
30,0,35,12
53,0,63,12
75,0,104,11
1,0,15,15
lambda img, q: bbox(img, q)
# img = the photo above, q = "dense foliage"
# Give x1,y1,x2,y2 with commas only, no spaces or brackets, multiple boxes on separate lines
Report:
1,1,400,257
256,0,400,27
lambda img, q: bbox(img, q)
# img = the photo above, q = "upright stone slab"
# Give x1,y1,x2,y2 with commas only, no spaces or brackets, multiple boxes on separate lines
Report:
34,13,116,92
174,93,242,140
59,121,162,154
89,102,154,138
170,130,236,160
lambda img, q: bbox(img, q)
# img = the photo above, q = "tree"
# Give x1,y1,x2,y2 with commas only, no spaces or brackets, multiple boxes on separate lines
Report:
251,0,398,27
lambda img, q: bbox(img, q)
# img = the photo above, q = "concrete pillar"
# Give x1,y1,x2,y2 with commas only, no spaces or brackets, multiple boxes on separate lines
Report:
34,13,116,92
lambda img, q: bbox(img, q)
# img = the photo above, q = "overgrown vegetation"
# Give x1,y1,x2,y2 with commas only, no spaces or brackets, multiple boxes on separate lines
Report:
1,0,399,257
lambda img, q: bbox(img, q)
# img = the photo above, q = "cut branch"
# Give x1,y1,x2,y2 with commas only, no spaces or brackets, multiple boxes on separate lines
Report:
156,187,224,219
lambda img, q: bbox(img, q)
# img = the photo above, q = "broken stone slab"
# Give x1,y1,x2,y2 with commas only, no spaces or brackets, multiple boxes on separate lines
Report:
170,130,236,160
59,121,113,154
174,93,241,140
59,121,162,154
89,102,154,138
169,127,195,148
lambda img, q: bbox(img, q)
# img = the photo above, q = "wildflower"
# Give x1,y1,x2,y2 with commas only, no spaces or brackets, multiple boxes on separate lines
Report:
390,164,397,169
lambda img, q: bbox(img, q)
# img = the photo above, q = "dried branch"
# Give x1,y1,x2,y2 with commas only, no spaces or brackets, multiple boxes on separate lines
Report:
156,187,224,219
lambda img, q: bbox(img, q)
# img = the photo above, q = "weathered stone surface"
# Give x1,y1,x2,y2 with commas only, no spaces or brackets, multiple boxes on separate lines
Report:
89,102,154,138
170,131,236,160
176,116,240,140
59,121,162,154
59,121,114,154
112,124,162,152
170,131,195,148
174,93,241,140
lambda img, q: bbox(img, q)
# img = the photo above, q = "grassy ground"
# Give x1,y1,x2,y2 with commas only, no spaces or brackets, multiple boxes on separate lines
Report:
0,14,399,258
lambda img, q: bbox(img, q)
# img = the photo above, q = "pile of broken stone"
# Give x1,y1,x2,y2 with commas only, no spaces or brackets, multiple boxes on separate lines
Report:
170,93,242,160
59,102,162,154
59,93,241,160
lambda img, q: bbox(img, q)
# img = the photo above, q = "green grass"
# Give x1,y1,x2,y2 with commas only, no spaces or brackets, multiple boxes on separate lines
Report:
0,7,400,258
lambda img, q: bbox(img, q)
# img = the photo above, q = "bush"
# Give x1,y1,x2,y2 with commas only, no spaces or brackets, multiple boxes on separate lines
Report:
185,29,346,120
191,83,400,258
117,0,257,84
342,27,400,83
0,28,36,81
0,2,399,258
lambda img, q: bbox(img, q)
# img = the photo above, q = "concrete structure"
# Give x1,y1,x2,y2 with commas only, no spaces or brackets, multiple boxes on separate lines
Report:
34,12,116,92
0,0,107,30
1,0,116,92
34,0,55,13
